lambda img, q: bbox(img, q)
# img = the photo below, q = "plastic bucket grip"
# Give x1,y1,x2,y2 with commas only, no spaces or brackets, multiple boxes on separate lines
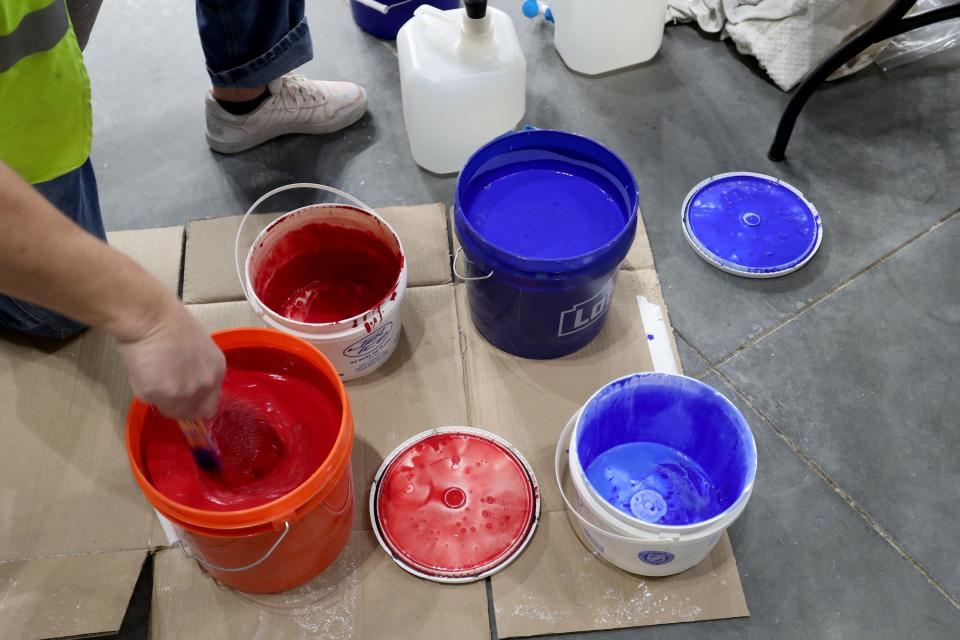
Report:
234,183,381,341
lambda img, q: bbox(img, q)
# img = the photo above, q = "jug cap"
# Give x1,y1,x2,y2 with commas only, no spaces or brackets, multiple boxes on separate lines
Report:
463,0,487,19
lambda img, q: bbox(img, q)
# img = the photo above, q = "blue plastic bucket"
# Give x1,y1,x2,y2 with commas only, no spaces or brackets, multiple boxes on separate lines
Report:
454,129,639,359
571,373,757,535
350,0,461,40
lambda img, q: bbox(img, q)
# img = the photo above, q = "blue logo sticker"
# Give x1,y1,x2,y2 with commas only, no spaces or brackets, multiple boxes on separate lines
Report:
638,550,674,566
344,322,394,358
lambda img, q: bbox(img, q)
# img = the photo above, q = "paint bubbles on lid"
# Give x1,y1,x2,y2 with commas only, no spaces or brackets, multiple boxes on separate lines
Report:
370,427,540,583
682,172,823,278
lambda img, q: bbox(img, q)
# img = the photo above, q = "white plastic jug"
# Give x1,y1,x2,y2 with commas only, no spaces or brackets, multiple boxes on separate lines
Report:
523,0,668,75
398,0,526,174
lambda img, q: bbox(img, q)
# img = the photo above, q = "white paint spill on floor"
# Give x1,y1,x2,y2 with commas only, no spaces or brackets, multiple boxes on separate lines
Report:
500,591,564,626
594,582,704,626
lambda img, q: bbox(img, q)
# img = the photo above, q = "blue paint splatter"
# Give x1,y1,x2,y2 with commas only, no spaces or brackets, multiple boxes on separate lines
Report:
647,333,655,341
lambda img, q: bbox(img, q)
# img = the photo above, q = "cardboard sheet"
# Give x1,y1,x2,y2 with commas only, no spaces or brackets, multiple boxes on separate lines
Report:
0,327,159,561
0,550,147,640
457,270,661,513
622,210,657,272
182,203,452,304
0,227,183,639
151,530,490,640
167,203,747,638
492,513,747,638
107,225,184,294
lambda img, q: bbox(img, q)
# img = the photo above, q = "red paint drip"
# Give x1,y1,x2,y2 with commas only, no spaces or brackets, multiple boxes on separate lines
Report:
140,348,342,511
376,433,535,578
253,222,402,324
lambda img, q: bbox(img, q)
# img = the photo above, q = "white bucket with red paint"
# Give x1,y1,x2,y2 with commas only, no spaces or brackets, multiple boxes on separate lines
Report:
236,184,407,381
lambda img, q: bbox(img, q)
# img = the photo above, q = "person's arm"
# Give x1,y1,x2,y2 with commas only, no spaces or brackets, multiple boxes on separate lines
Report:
0,161,224,418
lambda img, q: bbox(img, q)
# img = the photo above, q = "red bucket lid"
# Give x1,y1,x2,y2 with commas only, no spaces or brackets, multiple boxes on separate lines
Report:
370,428,540,583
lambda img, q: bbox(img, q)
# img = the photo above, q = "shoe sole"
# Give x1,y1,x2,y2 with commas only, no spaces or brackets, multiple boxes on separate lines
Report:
205,99,368,155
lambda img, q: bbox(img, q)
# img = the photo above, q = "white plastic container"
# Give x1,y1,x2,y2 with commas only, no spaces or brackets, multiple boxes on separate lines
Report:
398,0,526,174
558,372,757,577
557,413,730,577
524,0,668,75
235,184,408,381
569,376,756,540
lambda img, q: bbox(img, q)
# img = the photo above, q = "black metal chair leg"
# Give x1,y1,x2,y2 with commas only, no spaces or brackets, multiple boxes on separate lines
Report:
768,0,918,161
891,3,960,37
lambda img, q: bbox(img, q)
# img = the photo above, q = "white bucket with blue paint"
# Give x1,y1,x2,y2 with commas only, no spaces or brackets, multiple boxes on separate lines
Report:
561,373,757,576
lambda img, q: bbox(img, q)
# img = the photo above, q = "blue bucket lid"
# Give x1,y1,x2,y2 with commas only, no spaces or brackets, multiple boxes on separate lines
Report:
681,172,823,278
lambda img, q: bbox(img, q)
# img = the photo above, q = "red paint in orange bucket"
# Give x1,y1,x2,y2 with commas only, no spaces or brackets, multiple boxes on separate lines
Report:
126,328,354,593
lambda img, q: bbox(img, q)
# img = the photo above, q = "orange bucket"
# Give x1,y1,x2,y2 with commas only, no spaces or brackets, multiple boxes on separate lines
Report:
126,328,354,593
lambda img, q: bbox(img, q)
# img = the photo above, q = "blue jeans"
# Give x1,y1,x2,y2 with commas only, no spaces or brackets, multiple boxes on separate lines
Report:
0,160,106,339
196,0,313,88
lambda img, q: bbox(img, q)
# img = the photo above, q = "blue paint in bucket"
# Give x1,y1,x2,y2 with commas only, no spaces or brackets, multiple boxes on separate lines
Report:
575,374,756,527
351,0,460,40
455,129,639,359
682,173,822,277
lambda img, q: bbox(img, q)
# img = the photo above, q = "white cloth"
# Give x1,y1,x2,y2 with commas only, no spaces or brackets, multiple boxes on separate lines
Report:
666,0,891,90
667,0,806,31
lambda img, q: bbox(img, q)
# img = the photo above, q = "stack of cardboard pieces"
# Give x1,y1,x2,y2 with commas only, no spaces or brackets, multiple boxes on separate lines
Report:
0,204,748,640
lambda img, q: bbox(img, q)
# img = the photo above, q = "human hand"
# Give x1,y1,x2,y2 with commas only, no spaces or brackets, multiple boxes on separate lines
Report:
115,295,225,419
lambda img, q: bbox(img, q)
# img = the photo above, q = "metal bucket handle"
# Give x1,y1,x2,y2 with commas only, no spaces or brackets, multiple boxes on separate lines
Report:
177,520,292,573
234,183,379,322
452,247,494,281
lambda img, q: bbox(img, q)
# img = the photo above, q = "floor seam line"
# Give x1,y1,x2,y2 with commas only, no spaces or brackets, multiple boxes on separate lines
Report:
485,577,499,640
711,207,960,370
714,369,960,610
1,546,150,565
672,328,720,380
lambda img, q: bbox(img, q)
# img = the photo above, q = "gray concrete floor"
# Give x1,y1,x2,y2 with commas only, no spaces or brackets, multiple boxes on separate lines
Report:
82,1,959,638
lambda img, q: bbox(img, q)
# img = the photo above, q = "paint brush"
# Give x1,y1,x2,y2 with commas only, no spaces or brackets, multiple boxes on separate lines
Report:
177,418,221,472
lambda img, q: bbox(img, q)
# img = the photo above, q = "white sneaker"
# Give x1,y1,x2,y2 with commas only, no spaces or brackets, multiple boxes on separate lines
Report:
204,75,368,154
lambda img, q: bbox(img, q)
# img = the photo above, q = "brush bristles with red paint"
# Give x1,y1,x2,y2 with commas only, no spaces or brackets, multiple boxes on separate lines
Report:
177,418,221,472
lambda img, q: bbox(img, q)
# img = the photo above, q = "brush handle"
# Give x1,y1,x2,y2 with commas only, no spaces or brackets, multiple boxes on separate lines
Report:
177,419,214,450
178,418,220,471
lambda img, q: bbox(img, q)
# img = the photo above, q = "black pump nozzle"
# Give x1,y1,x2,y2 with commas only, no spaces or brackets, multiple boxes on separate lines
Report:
463,0,487,20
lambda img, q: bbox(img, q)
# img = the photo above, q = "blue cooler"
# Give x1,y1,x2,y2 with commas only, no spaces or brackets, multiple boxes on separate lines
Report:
351,0,461,40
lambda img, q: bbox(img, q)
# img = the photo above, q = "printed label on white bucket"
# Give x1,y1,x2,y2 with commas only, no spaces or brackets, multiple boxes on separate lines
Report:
557,280,615,337
581,525,606,555
638,550,675,566
343,322,399,376
343,321,395,358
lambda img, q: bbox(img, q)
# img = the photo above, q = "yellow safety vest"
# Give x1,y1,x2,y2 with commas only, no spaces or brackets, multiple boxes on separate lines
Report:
0,0,91,184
